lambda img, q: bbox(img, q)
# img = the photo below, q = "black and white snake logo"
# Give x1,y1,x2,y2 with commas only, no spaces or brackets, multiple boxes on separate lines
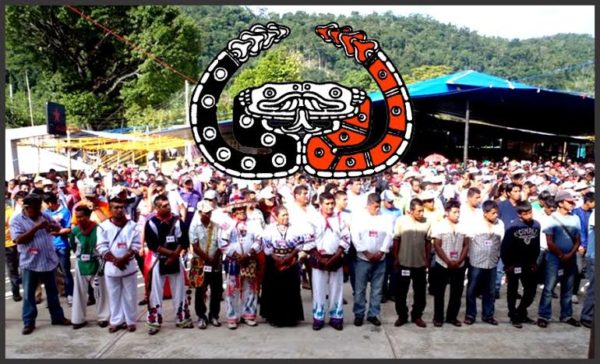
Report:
189,22,414,179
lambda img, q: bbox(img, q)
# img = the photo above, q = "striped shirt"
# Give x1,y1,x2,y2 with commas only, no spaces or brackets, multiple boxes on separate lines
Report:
9,212,59,272
188,215,220,257
464,217,505,269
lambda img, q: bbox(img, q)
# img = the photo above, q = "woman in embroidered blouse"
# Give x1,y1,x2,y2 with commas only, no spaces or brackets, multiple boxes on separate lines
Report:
260,206,305,327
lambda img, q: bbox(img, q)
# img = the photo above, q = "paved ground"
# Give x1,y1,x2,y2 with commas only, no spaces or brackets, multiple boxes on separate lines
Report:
4,270,592,359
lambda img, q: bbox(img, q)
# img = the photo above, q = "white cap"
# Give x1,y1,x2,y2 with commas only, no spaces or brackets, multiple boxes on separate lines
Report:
381,190,395,202
257,186,275,200
203,189,218,200
41,178,54,186
432,175,445,184
512,168,526,176
197,200,214,213
109,185,126,200
574,182,589,192
419,190,437,201
562,181,575,190
404,171,420,180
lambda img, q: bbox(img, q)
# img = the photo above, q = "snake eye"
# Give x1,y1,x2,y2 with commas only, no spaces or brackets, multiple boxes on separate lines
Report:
263,87,276,98
329,87,342,99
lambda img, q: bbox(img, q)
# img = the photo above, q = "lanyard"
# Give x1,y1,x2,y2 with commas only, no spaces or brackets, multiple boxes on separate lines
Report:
276,224,288,242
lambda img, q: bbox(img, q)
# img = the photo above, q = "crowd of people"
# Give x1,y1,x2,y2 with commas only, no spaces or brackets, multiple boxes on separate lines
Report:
4,156,596,336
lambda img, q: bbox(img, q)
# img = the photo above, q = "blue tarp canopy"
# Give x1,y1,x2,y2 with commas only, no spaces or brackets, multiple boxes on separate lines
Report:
369,70,594,138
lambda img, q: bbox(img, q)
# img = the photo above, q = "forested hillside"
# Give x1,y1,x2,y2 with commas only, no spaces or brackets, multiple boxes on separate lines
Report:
5,5,594,130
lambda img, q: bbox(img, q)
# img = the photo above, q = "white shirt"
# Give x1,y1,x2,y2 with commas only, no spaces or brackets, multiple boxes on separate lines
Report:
261,223,305,255
97,220,141,277
459,205,483,229
218,220,261,257
533,209,553,250
346,191,367,214
304,212,351,255
350,211,393,262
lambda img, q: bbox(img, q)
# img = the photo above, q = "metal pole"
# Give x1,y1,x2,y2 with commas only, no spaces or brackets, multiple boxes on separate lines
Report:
463,99,470,167
67,130,72,180
185,80,190,125
562,141,568,162
25,70,34,127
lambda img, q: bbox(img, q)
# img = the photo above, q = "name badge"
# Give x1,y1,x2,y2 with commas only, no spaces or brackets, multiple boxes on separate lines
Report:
484,240,494,247
28,247,40,255
80,254,91,261
369,231,378,237
558,269,564,277
166,236,176,243
188,207,195,212
450,251,458,260
514,267,522,274
401,269,410,277
203,265,212,273
117,242,127,249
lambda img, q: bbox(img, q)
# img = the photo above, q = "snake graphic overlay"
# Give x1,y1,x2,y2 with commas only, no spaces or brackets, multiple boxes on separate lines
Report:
189,22,414,179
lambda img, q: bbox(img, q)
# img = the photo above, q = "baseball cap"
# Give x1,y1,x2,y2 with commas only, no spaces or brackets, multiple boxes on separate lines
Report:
381,190,395,202
181,175,193,184
109,185,126,200
573,182,588,192
83,184,97,197
203,189,217,201
419,190,437,201
555,190,575,203
197,200,214,213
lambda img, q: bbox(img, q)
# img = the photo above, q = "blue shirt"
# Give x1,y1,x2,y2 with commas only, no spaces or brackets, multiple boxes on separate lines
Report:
572,207,592,248
498,200,519,230
586,210,595,259
381,206,402,225
543,212,581,264
44,206,71,250
9,212,59,272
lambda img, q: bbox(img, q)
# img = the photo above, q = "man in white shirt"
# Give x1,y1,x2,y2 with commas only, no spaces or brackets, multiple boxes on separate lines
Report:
351,193,393,327
460,187,483,227
346,179,367,213
304,192,351,331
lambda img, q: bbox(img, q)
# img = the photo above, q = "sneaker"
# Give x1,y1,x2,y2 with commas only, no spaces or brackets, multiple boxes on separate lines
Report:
148,327,160,335
209,317,221,327
581,319,593,329
367,317,382,326
22,325,35,335
244,319,257,327
228,322,238,330
511,320,523,329
354,317,364,327
72,321,88,330
176,320,194,329
197,319,207,330
572,295,579,304
67,295,73,307
562,317,581,327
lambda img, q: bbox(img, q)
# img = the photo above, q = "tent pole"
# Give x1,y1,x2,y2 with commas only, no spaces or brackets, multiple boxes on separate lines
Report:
562,141,568,162
67,130,72,180
463,99,470,167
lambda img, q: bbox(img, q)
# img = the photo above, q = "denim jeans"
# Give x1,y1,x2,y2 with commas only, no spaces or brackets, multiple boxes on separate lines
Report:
496,259,504,294
581,256,595,321
538,254,576,321
353,259,386,319
465,265,496,320
22,268,66,327
56,247,74,297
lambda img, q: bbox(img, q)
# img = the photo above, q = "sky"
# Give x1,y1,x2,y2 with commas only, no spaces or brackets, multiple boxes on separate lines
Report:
246,5,595,40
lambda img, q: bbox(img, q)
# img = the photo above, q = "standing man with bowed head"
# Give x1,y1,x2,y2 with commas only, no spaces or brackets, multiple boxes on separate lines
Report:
97,195,142,333
10,194,71,335
392,198,432,328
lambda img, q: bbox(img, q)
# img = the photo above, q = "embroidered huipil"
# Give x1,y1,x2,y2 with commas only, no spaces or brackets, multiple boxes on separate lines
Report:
304,212,351,255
